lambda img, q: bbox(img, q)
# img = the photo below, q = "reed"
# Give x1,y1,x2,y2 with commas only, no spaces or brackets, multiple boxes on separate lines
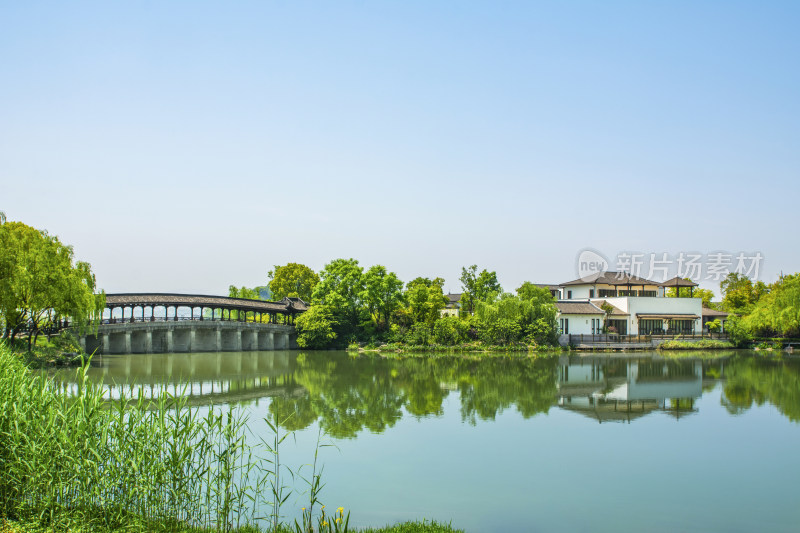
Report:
0,343,463,533
0,343,288,532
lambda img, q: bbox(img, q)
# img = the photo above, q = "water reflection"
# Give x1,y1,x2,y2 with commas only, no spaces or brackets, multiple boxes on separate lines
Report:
54,350,800,432
557,357,704,422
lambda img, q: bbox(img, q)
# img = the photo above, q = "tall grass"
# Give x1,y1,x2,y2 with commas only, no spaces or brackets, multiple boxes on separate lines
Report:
0,343,285,532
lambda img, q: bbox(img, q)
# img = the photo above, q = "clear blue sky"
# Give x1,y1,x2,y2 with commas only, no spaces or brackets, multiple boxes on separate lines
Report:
2,1,798,297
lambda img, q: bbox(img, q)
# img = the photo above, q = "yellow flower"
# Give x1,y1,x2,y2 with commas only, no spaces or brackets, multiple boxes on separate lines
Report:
302,507,306,511
338,506,344,513
323,521,328,527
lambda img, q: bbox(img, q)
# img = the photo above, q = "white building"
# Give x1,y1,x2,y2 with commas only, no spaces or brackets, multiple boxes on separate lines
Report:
555,272,703,336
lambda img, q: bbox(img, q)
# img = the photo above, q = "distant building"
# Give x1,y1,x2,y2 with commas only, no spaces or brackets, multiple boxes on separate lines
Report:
554,271,703,337
441,293,461,317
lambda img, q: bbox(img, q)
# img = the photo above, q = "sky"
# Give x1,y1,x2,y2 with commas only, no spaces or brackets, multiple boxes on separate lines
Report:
1,1,798,297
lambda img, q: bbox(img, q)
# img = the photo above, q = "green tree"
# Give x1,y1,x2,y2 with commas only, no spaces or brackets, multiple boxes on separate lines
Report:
228,285,259,300
473,289,558,346
404,277,448,327
460,265,502,315
268,263,319,302
720,272,768,313
312,258,365,337
295,304,338,349
666,283,716,308
360,265,403,330
0,219,104,350
742,274,800,337
432,315,469,345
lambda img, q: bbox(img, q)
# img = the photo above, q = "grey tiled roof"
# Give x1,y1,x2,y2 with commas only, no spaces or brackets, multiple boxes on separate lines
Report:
555,301,605,315
105,293,305,313
560,271,660,287
660,276,699,287
592,300,629,316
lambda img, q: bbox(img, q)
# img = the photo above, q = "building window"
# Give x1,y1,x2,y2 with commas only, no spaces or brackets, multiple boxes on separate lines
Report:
567,290,572,299
559,318,569,334
599,289,617,298
669,319,694,334
639,319,664,335
589,289,595,298
639,290,657,297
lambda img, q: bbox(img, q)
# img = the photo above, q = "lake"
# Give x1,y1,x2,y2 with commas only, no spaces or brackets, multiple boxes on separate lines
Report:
56,349,800,532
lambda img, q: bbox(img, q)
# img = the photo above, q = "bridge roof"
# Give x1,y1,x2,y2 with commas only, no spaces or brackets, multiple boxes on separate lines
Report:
105,293,308,313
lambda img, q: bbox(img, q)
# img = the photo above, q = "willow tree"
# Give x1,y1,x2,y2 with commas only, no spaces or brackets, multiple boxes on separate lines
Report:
0,218,105,351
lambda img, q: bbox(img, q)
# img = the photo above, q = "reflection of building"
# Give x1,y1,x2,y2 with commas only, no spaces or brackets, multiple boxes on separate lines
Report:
556,356,702,423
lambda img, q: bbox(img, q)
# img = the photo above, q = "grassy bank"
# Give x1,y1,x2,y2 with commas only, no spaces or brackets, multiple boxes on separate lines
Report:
657,339,735,350
3,331,87,367
348,341,564,355
0,518,462,533
0,342,461,533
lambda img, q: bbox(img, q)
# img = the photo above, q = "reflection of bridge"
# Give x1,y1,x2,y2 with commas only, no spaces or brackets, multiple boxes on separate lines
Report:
79,293,307,354
54,351,306,406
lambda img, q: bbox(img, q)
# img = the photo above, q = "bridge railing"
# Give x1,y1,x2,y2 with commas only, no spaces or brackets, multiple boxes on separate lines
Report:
101,316,286,324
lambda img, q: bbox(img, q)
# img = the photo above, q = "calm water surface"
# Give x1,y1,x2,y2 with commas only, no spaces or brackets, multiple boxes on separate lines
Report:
57,350,800,532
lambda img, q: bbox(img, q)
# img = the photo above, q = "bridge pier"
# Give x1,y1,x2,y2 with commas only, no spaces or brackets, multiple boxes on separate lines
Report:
81,322,295,355
260,331,274,350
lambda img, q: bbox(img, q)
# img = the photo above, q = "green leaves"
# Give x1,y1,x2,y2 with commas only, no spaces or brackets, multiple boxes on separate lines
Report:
0,219,104,346
269,263,320,302
296,304,339,349
361,265,403,329
459,265,502,315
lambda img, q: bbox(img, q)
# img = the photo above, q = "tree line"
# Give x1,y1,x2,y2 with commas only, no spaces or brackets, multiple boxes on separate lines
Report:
717,272,800,344
242,259,560,349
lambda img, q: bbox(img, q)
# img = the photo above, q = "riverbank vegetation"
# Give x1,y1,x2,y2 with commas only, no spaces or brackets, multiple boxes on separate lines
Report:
658,339,735,350
0,214,103,360
719,272,800,346
260,260,561,351
0,343,461,533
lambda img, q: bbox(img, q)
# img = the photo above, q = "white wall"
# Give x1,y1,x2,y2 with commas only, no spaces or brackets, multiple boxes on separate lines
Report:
590,297,703,334
562,286,593,299
557,313,605,335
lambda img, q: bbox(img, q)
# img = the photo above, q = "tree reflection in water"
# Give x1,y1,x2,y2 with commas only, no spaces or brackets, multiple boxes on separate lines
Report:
69,350,800,437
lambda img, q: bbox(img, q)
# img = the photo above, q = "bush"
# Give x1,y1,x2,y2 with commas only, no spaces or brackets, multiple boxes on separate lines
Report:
432,317,469,346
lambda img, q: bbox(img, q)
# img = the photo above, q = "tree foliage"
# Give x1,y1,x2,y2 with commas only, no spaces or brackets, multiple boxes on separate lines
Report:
720,273,769,313
473,290,558,346
0,219,104,350
295,304,338,349
459,265,502,315
404,277,448,327
360,265,404,330
312,258,365,337
268,263,319,302
741,274,800,337
666,284,715,308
